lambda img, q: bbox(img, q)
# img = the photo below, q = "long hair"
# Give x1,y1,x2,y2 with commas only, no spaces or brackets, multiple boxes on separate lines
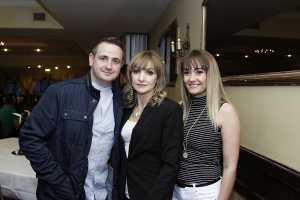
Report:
123,50,166,108
179,49,230,126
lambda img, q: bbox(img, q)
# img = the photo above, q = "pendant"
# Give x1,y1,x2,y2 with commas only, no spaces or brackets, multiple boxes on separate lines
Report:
182,151,188,159
135,111,140,118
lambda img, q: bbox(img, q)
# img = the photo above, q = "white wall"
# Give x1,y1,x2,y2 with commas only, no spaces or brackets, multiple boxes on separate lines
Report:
150,0,204,101
226,86,300,171
0,0,62,29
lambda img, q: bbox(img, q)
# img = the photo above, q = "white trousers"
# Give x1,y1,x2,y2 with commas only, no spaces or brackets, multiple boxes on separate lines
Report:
172,179,221,200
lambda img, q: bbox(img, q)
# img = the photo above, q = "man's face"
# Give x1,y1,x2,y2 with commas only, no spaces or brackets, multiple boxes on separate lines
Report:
89,42,123,85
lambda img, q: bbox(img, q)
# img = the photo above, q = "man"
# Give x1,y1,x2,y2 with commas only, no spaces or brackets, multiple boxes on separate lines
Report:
19,37,124,200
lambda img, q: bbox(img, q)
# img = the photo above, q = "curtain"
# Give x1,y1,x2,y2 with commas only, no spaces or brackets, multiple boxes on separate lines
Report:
125,34,148,64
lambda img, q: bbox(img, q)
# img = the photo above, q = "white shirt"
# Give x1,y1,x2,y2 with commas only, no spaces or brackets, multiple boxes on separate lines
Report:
84,81,115,200
121,120,137,199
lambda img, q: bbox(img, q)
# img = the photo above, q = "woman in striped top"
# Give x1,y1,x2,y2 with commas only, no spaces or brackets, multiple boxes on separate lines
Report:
173,50,240,200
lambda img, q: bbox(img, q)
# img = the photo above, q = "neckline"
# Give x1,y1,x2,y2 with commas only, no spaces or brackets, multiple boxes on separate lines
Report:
127,120,137,124
92,80,112,91
191,95,206,102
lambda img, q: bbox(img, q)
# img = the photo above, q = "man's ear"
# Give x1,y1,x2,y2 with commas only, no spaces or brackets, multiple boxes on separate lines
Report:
89,53,94,66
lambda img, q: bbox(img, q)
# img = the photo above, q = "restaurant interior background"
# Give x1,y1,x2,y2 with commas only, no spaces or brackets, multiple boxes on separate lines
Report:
0,0,300,199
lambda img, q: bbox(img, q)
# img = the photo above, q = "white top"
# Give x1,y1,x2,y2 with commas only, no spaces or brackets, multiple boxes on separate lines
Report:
121,120,137,199
84,81,115,200
121,120,136,156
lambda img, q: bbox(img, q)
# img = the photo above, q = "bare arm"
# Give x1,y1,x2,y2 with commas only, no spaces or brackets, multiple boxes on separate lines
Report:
217,103,240,200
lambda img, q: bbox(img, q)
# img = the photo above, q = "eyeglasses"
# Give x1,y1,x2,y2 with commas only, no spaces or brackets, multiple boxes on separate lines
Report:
182,65,207,75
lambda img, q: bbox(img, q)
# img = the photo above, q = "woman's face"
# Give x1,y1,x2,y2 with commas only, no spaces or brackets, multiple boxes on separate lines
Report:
131,62,157,97
183,63,207,96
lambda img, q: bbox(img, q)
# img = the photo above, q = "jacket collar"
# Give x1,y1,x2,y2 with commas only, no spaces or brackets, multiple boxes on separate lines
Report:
86,72,100,99
85,71,121,101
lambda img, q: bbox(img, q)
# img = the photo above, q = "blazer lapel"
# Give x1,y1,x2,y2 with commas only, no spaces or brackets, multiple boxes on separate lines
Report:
119,108,132,161
112,83,123,139
128,105,152,158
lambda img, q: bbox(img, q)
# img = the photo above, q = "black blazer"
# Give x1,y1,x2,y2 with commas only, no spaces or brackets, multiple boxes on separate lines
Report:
115,98,183,200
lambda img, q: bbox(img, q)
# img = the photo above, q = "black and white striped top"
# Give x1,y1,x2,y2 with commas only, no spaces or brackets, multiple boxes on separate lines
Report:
177,96,223,184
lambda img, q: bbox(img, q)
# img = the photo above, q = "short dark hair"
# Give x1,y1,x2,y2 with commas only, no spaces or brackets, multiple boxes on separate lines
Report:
91,36,124,55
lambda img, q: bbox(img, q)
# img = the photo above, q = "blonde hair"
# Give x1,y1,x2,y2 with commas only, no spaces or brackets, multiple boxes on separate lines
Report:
179,49,230,126
123,50,166,108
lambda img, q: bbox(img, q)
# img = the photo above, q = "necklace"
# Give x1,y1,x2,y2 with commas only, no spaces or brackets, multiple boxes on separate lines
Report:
132,104,147,119
134,109,142,118
182,104,206,159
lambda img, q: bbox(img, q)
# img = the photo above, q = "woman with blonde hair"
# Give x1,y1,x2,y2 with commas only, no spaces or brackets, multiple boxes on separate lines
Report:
114,50,183,200
173,50,240,200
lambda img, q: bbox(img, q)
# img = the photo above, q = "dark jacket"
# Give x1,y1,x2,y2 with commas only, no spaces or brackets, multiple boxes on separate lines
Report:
19,73,123,200
115,98,183,200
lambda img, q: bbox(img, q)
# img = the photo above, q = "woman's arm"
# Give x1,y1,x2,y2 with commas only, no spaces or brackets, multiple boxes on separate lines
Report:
217,103,240,200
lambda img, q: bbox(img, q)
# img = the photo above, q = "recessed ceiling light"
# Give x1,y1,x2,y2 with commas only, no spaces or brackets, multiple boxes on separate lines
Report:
2,48,9,52
54,66,59,70
66,65,71,69
215,53,220,57
27,66,31,69
45,68,51,72
0,41,5,46
37,65,42,68
35,48,42,52
244,55,249,58
287,54,292,58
